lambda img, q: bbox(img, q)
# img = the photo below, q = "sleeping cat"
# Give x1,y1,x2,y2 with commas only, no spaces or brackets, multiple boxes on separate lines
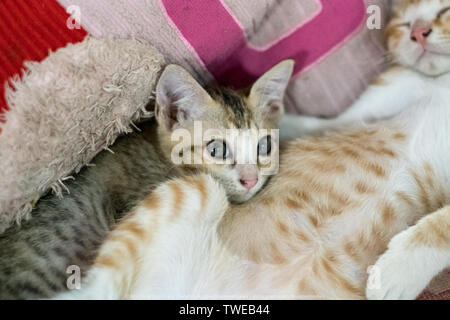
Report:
56,0,449,300
282,0,450,138
0,61,294,299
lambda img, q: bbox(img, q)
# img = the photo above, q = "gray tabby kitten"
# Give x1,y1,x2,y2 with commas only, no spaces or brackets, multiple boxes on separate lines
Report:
0,61,294,299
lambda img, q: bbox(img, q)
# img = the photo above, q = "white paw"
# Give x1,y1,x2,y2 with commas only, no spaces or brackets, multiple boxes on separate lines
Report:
366,228,436,300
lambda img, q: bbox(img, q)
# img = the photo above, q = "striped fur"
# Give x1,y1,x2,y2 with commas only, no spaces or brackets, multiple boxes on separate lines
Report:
0,62,293,299
56,2,450,299
54,113,450,299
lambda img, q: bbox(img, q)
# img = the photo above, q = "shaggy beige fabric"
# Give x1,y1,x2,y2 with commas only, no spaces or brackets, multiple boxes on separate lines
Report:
0,37,164,232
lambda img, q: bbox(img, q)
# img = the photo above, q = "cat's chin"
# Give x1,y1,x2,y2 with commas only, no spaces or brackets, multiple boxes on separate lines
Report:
228,190,257,204
229,194,251,204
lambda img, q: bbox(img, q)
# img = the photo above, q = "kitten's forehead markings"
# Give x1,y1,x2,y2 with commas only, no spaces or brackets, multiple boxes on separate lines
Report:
207,87,254,129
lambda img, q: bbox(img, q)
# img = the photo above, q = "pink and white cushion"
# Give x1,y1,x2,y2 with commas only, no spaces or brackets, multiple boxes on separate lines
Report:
57,0,389,116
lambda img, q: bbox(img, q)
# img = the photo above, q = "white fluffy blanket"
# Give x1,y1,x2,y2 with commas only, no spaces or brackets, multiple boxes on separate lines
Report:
0,37,164,231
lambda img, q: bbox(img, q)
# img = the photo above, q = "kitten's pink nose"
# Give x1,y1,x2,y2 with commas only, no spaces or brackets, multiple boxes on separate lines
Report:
410,26,432,45
240,177,258,190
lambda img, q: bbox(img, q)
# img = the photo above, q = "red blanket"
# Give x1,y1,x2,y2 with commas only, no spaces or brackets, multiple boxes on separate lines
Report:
0,0,86,113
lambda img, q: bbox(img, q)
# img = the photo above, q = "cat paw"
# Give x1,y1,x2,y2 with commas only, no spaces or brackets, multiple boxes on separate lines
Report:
366,228,432,300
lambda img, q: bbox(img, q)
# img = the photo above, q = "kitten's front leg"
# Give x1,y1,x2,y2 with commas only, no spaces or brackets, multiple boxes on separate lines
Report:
133,174,230,298
53,174,230,300
366,206,450,300
53,191,161,300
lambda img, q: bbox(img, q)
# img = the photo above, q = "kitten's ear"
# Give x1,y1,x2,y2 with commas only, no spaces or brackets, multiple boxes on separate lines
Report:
249,60,294,123
155,64,213,130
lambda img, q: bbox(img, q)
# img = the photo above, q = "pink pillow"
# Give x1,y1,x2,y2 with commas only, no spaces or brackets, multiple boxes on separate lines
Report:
57,0,389,116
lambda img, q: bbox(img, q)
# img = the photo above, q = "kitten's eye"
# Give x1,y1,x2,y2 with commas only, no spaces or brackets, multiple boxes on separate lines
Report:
206,140,229,160
257,135,272,157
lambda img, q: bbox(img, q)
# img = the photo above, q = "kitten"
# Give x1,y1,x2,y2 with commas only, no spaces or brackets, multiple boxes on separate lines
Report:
0,61,294,299
281,0,450,138
56,0,449,300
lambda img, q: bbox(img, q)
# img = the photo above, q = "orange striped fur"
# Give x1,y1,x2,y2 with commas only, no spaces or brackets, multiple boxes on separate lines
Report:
58,124,448,300
54,1,450,299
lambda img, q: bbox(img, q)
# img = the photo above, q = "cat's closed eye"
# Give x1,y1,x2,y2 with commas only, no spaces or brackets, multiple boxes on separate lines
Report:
437,6,450,19
395,22,411,29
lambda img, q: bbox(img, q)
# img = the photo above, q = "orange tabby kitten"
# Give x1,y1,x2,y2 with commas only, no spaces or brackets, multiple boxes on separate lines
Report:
54,125,448,300
55,0,450,300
